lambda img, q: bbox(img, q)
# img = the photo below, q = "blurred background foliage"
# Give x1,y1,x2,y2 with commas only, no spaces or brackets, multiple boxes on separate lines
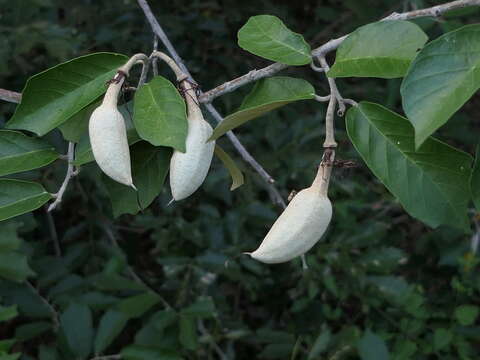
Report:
1,0,480,359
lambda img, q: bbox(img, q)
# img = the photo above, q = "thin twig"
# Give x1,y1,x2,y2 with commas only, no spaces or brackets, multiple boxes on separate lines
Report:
45,209,61,257
198,319,228,360
25,281,60,331
199,0,480,103
48,142,77,212
0,88,21,103
152,35,159,76
137,59,150,89
136,0,286,208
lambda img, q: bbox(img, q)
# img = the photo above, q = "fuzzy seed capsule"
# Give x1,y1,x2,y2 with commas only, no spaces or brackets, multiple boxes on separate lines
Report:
89,74,134,188
169,85,215,201
248,187,332,264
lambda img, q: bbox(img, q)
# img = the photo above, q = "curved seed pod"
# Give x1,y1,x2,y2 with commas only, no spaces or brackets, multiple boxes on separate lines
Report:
89,98,134,188
247,158,334,264
169,87,215,200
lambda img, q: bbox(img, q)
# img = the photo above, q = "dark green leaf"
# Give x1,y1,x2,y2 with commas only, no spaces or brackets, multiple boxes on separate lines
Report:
0,221,22,252
6,52,128,136
0,305,17,322
0,353,21,360
238,15,311,65
179,314,198,350
116,292,161,318
104,142,171,217
0,179,52,222
357,330,389,360
214,145,244,190
259,344,294,359
346,102,472,231
182,297,216,318
401,24,480,147
210,77,314,140
0,251,35,282
39,346,59,360
433,328,453,351
0,130,58,176
308,326,331,359
133,76,187,151
328,21,427,78
471,144,480,212
121,345,181,360
58,99,101,142
0,339,16,353
455,305,479,326
14,321,51,341
94,310,129,354
60,303,93,358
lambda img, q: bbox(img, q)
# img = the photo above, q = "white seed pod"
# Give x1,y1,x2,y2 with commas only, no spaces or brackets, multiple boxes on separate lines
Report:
247,182,332,264
169,87,215,201
89,75,134,188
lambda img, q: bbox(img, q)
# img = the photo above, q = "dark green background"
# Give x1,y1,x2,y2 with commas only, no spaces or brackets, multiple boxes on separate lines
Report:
1,0,480,359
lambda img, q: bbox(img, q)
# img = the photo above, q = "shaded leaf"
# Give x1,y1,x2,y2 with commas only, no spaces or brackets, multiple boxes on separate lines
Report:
433,328,453,351
121,345,181,360
179,314,198,350
116,292,160,318
0,130,58,176
308,326,331,359
401,24,480,147
471,144,480,212
94,310,129,354
60,303,93,358
134,76,187,151
14,321,51,341
0,179,52,222
182,297,216,318
214,145,244,190
6,52,128,136
104,142,171,217
357,330,389,360
210,77,314,140
58,99,101,142
0,305,18,322
328,20,427,78
0,252,35,282
238,15,311,65
455,305,479,326
346,102,472,231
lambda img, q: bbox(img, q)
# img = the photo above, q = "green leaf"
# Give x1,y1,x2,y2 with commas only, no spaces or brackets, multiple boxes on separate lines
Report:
0,221,22,252
0,305,17,322
210,77,315,140
308,326,331,359
471,144,480,212
74,106,141,166
401,24,480,147
121,345,181,360
133,76,187,151
179,314,198,350
0,353,21,360
58,99,101,142
433,328,453,351
0,179,52,222
357,330,389,360
104,142,171,217
6,52,128,136
0,252,35,282
39,346,59,360
14,321,51,341
346,102,472,231
214,145,244,190
455,305,479,326
116,292,161,318
182,297,216,318
60,303,93,358
0,130,58,176
328,20,427,78
94,310,129,354
238,15,311,65
0,339,16,353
